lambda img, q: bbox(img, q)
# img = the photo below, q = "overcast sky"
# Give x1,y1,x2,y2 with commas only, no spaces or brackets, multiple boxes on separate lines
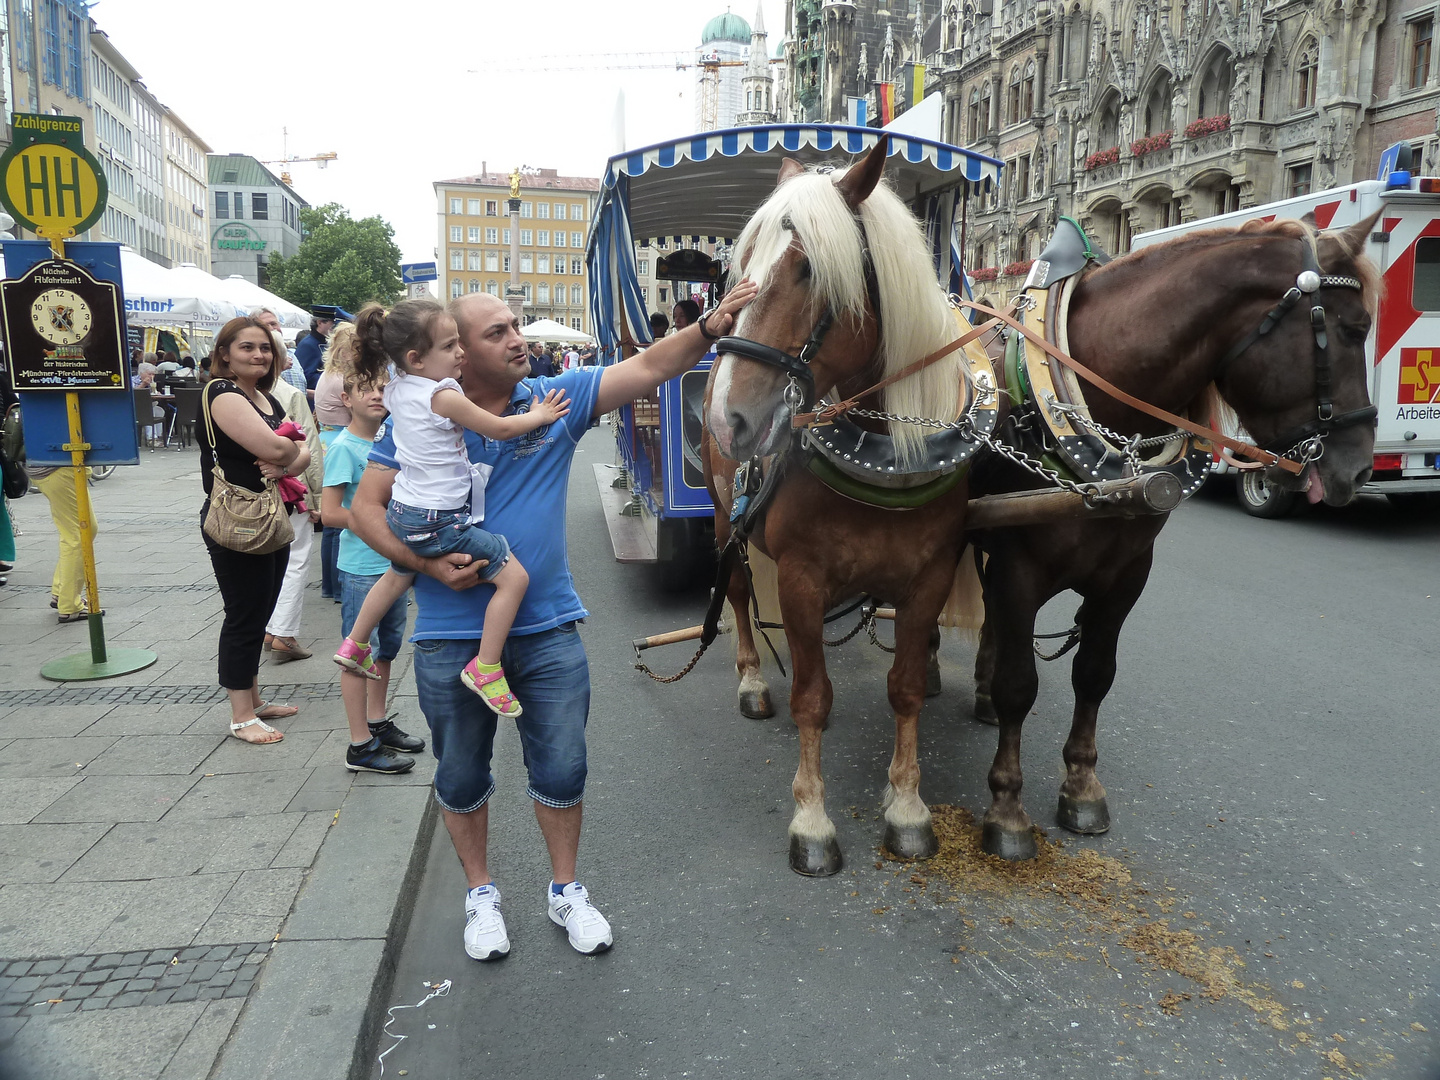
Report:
93,0,786,266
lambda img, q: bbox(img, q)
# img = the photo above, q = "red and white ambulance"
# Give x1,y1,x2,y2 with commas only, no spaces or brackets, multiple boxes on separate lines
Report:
1131,150,1440,516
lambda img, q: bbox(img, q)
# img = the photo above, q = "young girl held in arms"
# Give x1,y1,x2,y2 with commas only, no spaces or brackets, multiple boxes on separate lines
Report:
333,300,569,716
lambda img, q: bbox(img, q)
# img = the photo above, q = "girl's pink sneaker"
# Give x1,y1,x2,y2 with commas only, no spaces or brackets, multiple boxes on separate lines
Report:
334,637,381,680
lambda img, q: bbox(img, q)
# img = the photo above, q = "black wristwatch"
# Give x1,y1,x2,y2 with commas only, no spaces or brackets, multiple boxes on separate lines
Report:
697,313,721,341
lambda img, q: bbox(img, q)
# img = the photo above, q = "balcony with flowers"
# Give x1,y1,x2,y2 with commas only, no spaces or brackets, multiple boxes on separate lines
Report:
1130,130,1173,172
1185,114,1233,160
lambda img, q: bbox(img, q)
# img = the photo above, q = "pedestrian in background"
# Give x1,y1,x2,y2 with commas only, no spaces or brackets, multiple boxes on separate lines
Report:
1,362,19,588
649,312,669,340
294,312,335,393
29,464,96,622
320,367,423,775
671,299,700,331
314,322,358,603
263,330,323,663
253,308,308,395
198,317,309,745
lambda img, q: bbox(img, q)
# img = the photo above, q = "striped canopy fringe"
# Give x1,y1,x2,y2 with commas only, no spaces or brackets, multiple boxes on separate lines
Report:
612,124,1001,186
587,170,653,364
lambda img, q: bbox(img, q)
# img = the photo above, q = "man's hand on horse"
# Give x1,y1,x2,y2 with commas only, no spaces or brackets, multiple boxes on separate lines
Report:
706,279,758,336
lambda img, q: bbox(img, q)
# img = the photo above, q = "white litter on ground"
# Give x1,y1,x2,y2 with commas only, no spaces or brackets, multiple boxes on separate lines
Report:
377,979,452,1076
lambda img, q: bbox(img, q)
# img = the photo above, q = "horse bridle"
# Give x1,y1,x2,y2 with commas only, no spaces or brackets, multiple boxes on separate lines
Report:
714,213,879,416
1217,240,1376,465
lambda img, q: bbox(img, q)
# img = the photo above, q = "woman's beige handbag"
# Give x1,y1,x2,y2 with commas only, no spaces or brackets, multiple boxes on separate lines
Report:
200,384,294,555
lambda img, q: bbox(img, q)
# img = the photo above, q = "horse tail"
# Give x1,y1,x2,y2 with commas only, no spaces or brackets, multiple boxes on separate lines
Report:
938,544,985,642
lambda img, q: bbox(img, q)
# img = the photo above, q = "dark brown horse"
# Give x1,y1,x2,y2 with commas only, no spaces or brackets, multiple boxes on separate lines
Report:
965,213,1381,859
703,141,985,875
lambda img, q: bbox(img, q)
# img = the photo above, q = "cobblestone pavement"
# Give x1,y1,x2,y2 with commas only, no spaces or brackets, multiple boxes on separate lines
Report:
0,447,434,1080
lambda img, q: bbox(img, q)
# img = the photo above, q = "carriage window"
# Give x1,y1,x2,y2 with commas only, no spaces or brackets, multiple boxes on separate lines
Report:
1413,238,1440,311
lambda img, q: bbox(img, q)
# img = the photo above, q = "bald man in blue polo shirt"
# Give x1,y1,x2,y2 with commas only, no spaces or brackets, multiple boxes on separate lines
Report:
350,283,755,960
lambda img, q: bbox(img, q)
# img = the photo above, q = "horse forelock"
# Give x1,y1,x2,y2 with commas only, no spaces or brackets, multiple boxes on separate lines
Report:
730,162,964,466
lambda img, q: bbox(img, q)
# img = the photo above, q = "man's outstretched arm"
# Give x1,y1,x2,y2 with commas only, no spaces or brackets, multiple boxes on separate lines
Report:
351,463,485,591
592,280,757,418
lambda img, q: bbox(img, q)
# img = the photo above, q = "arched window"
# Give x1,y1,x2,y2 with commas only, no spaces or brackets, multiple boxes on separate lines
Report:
486,280,499,296
1196,49,1233,118
1007,67,1022,124
469,279,480,293
1022,60,1036,118
980,85,992,134
1295,40,1318,110
450,279,462,299
968,87,981,141
537,283,550,304
1098,92,1120,147
1144,71,1173,135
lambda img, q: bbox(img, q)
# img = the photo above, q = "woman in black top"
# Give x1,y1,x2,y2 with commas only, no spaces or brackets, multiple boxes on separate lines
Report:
199,317,311,744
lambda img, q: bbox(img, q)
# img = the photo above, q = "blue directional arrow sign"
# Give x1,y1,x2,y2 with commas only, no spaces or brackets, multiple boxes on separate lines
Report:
401,261,438,284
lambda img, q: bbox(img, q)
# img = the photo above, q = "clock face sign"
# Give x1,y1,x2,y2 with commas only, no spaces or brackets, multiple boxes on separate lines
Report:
0,259,125,391
31,288,94,345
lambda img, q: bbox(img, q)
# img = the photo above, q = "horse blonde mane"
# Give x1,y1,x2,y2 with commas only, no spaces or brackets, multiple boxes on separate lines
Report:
730,162,966,466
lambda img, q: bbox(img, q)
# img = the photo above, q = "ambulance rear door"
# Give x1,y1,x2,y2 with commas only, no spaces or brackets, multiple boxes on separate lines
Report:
1369,189,1440,455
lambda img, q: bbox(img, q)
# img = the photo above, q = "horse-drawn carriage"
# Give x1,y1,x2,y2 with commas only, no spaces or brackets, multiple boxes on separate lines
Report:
592,125,1381,878
586,124,999,585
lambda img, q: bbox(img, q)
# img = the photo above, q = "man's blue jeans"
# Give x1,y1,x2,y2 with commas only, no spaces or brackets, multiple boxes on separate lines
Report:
411,624,589,812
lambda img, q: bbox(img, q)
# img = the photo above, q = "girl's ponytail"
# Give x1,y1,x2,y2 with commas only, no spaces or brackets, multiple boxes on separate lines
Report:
352,303,389,385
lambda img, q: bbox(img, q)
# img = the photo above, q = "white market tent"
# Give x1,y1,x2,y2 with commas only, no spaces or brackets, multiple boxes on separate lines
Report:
522,318,595,344
118,248,242,327
215,275,310,330
165,263,250,326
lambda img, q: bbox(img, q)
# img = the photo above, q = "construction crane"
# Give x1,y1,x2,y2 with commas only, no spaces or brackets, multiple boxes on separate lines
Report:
474,51,748,130
259,128,338,187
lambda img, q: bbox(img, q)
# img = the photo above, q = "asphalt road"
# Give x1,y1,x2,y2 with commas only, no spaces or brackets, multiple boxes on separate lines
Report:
369,427,1439,1080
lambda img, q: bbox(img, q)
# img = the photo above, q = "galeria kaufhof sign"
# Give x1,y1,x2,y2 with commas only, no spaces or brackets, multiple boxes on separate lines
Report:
213,222,267,251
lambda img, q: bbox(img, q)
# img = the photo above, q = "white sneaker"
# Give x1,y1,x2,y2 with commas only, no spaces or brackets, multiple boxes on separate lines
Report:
464,884,510,961
547,881,613,955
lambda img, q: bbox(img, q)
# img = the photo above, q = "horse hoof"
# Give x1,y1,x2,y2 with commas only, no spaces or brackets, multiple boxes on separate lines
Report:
1057,795,1111,835
925,663,943,698
981,821,1037,861
739,689,775,719
972,692,998,726
883,823,938,861
789,835,843,876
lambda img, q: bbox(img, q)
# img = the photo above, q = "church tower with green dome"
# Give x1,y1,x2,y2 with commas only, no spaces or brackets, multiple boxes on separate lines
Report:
695,9,752,130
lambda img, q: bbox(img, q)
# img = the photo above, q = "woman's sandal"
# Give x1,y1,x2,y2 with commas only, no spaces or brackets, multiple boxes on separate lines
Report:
255,700,299,720
460,660,523,718
230,718,284,744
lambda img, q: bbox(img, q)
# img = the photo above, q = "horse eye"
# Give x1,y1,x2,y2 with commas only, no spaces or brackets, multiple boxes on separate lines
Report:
796,258,811,281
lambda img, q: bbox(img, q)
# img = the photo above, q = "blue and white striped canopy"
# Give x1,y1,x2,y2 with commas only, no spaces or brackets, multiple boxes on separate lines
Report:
587,124,1002,359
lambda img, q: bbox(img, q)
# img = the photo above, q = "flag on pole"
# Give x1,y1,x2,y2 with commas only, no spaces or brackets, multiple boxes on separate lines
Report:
846,96,868,127
895,64,927,114
877,83,895,125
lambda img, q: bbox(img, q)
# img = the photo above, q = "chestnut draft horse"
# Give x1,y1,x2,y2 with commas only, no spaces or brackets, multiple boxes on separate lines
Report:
962,212,1382,859
703,141,981,876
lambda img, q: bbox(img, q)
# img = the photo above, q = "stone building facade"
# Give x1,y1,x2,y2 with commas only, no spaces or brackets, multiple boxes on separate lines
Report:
782,0,1437,295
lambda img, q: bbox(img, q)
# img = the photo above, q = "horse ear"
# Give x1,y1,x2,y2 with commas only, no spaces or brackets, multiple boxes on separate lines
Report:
777,157,806,184
1298,210,1318,227
836,137,889,209
1332,208,1382,257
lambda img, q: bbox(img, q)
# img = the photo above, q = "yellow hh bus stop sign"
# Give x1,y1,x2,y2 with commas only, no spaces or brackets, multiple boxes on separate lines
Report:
0,113,107,240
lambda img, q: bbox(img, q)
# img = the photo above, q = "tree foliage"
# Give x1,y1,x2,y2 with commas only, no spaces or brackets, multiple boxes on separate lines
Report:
267,204,404,312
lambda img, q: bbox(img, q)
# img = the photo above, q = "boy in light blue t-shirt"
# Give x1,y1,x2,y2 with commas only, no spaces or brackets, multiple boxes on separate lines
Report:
320,371,426,775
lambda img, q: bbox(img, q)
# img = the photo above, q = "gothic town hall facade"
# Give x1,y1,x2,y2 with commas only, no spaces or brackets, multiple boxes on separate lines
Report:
778,0,1440,291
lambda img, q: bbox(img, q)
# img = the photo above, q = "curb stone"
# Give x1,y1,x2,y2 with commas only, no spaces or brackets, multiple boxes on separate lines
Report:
208,693,438,1080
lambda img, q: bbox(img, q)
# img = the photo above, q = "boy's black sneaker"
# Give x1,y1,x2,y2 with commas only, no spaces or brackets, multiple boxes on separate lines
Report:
345,737,415,774
369,717,426,754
